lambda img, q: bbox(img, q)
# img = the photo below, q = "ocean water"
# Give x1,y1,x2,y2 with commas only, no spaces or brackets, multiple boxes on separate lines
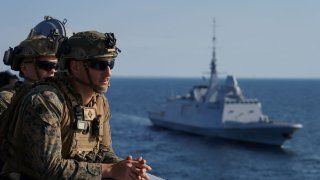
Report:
106,77,320,180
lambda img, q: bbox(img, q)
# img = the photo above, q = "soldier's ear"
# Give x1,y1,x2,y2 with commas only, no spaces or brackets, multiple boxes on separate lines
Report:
69,60,81,74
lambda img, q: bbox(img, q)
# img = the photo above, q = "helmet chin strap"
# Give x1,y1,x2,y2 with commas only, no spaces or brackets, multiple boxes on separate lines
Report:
71,62,109,94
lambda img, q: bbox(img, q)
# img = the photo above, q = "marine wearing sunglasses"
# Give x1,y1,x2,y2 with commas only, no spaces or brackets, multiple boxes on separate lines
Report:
24,59,59,71
65,58,115,95
86,59,115,71
21,57,58,82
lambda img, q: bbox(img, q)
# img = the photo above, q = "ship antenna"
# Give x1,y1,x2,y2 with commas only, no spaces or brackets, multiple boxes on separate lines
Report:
211,18,217,75
205,18,219,103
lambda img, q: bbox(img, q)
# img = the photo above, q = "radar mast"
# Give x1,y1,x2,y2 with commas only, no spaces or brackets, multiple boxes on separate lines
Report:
205,18,219,103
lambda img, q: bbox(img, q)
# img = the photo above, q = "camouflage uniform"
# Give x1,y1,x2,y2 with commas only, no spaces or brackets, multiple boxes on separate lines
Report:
2,78,120,179
2,31,121,179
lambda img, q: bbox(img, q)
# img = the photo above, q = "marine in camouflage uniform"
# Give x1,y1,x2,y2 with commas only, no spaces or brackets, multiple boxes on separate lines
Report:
0,35,59,116
1,31,151,180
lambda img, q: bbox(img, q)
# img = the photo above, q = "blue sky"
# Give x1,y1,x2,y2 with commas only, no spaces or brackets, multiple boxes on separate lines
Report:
0,0,319,78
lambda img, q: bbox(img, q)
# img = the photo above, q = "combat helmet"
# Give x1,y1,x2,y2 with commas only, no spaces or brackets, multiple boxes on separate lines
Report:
57,31,120,70
3,35,58,71
57,31,121,93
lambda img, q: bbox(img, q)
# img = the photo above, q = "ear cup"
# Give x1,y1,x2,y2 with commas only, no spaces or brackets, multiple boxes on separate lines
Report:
3,47,13,66
3,45,22,68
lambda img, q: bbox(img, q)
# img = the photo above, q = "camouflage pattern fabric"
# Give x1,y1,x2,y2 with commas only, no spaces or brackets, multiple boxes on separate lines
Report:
9,35,57,71
0,81,24,116
0,89,15,116
58,31,118,60
2,78,120,179
0,89,15,170
0,83,32,172
16,35,56,58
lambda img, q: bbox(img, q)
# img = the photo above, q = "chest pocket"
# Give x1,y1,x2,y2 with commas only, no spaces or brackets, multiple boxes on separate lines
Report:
58,87,108,160
71,106,103,156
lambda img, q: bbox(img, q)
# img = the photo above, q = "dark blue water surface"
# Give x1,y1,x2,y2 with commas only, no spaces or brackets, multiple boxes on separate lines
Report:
106,77,320,180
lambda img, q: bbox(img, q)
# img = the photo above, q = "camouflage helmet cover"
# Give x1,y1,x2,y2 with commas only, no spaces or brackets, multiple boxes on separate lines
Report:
9,35,57,71
58,31,119,60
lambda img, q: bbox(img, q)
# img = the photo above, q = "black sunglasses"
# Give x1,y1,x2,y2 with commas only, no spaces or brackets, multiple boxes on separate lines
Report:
36,61,59,71
24,60,58,71
87,60,115,71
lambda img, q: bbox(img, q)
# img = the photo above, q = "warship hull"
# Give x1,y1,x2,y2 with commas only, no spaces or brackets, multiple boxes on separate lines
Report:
149,113,302,146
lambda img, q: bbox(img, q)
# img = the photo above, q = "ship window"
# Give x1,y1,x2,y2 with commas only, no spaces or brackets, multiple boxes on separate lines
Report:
248,110,254,113
229,110,234,113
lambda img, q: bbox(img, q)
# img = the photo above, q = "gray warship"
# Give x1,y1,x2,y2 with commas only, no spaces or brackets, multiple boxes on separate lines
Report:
148,22,302,146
